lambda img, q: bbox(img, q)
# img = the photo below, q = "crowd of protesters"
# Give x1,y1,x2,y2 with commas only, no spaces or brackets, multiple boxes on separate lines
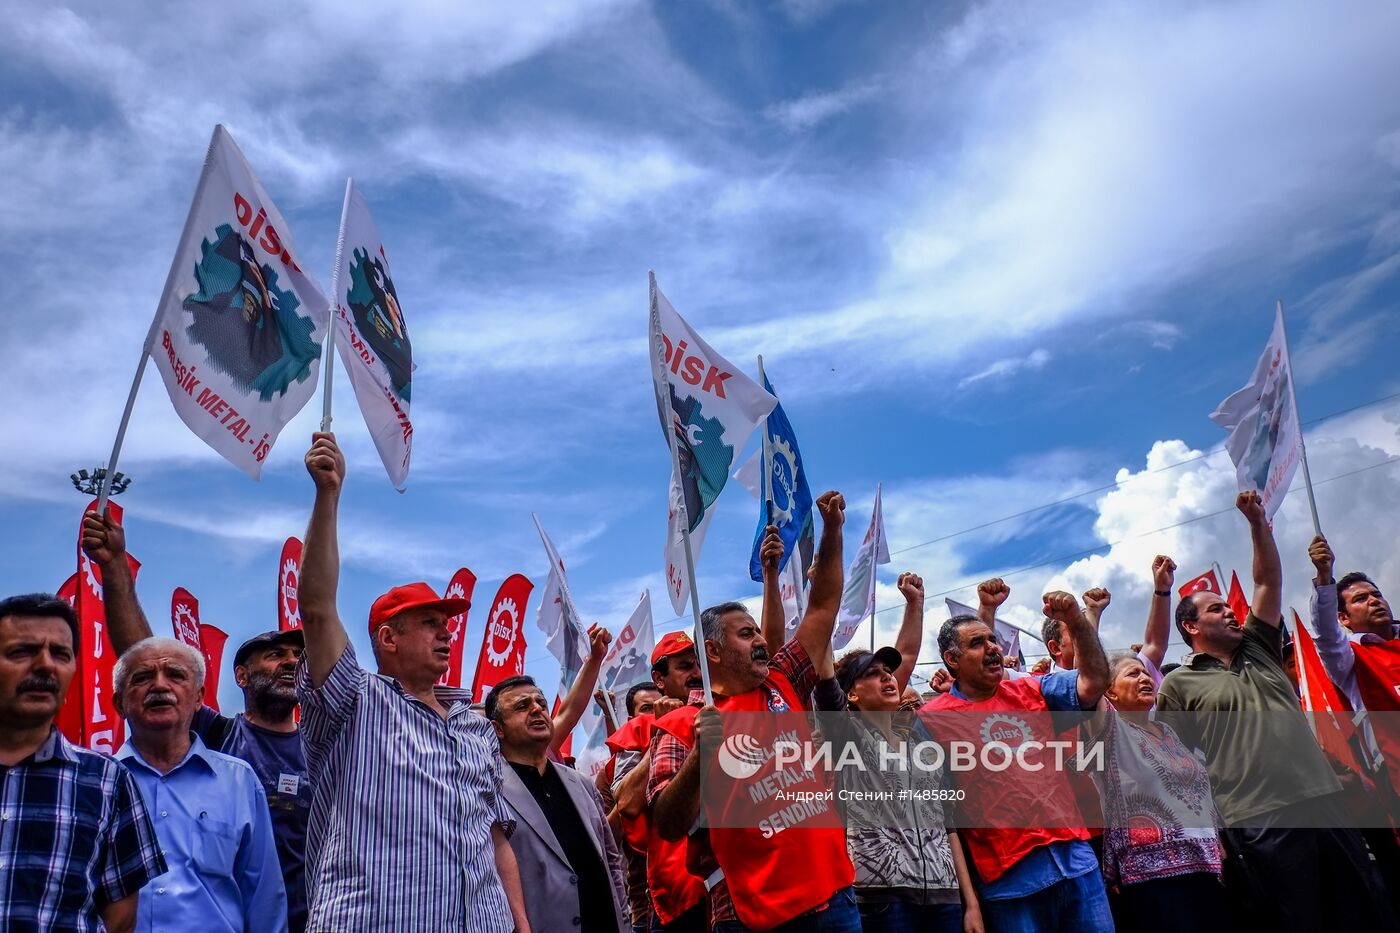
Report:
4,431,1400,932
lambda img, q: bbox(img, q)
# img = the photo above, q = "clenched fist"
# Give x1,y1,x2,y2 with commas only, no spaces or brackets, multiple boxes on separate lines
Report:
80,508,127,568
760,525,784,573
1152,555,1177,590
978,578,1010,610
1309,534,1334,585
1236,490,1266,526
305,432,345,493
814,490,846,528
1043,590,1083,623
898,572,924,605
1082,587,1111,615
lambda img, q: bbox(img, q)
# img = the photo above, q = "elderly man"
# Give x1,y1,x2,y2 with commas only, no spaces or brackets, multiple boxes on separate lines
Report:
85,510,315,933
112,636,286,932
921,587,1112,933
1156,492,1393,928
648,490,857,933
0,592,166,933
295,432,529,932
488,675,628,932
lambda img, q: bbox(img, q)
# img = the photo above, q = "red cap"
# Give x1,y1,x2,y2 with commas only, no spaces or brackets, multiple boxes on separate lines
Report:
651,630,695,667
368,582,471,634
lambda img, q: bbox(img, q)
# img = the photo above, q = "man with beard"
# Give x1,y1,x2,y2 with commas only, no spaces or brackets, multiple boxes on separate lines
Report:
112,637,286,932
0,593,166,933
84,510,314,933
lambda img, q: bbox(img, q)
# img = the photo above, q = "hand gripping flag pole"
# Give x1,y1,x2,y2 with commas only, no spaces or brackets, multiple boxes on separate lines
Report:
650,271,715,706
319,179,355,432
1276,299,1323,537
98,130,221,512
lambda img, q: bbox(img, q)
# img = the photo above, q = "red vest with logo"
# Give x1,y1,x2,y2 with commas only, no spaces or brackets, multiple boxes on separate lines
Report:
1349,639,1400,790
652,672,854,931
923,676,1091,883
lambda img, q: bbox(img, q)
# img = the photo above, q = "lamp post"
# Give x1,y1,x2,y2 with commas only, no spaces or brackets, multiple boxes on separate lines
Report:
71,468,131,498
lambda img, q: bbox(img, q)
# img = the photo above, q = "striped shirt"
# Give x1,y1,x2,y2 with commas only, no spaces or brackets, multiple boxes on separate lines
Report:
296,644,515,933
0,728,166,933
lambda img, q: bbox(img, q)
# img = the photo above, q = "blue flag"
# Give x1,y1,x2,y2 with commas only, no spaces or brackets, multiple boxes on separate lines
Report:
749,372,814,581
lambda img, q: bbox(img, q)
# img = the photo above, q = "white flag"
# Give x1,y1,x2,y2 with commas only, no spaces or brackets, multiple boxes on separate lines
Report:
331,180,414,489
649,276,777,614
1210,302,1303,520
147,126,329,478
946,596,1023,660
574,591,658,778
533,515,591,684
833,485,890,649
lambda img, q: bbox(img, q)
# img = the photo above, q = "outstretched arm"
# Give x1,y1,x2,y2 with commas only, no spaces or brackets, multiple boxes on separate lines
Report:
551,625,611,752
300,433,350,687
759,524,786,651
1140,555,1176,669
81,509,152,655
893,572,925,692
795,491,846,672
1239,491,1283,625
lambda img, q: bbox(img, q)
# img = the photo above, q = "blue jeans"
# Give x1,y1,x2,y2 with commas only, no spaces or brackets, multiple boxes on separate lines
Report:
712,886,862,933
981,870,1115,933
858,898,963,933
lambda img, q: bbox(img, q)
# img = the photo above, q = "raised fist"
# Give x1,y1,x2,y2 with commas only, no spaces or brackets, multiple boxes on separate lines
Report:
1236,490,1266,525
653,696,684,719
930,669,953,694
1082,587,1111,614
587,624,612,662
80,508,127,568
978,578,1010,610
1042,590,1082,623
305,432,345,493
1152,555,1177,590
760,525,784,573
814,490,846,527
1308,534,1334,584
897,572,924,605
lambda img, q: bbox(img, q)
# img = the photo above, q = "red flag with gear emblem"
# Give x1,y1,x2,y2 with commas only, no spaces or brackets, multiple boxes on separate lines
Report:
54,574,82,743
197,624,228,711
469,574,533,703
278,537,303,631
71,500,139,754
171,588,202,650
436,567,478,688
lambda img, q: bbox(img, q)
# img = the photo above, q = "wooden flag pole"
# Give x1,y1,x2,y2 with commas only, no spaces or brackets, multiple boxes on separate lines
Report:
320,178,354,432
650,271,715,706
1276,300,1323,537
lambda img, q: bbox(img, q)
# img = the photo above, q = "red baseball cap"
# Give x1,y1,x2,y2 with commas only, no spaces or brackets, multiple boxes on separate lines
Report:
368,582,470,634
651,630,696,668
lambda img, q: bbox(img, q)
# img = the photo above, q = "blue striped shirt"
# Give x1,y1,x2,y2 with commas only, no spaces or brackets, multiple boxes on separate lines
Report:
296,644,514,933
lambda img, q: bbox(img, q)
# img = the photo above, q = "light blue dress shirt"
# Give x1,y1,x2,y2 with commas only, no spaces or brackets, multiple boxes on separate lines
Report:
116,733,288,933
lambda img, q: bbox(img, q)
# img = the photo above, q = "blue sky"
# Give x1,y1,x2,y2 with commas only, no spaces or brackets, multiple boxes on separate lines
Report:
4,0,1400,715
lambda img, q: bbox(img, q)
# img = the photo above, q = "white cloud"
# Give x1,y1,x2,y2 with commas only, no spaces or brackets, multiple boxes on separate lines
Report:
765,82,880,132
957,348,1052,389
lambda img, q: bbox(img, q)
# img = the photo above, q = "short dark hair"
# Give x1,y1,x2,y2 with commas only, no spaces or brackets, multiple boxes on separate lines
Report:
0,593,79,650
625,682,661,717
700,601,750,643
1175,595,1200,647
651,655,671,676
938,614,982,660
1337,572,1379,603
484,674,538,722
1040,615,1062,647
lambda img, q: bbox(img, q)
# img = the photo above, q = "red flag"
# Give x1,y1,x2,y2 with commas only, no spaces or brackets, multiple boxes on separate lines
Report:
72,500,139,754
55,574,83,743
278,537,303,631
1293,610,1363,774
1226,572,1250,623
171,587,201,650
551,694,573,759
469,574,533,703
198,624,228,712
437,568,478,688
1177,569,1222,599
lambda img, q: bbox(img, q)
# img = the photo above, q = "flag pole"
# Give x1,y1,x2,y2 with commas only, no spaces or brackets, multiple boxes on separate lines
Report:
320,178,354,432
1276,300,1322,537
870,482,881,651
650,271,715,706
757,355,775,523
99,127,224,512
1212,562,1229,598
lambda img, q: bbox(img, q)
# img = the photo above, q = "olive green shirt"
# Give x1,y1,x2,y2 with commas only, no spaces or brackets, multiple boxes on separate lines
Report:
1155,613,1340,824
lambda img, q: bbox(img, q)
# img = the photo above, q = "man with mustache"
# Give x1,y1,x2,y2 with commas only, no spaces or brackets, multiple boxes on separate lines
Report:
487,675,628,933
112,636,287,932
921,587,1112,932
1155,491,1393,928
648,490,857,933
84,510,315,933
0,593,166,933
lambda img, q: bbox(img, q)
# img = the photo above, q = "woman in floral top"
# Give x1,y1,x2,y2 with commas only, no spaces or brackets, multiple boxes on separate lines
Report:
1089,651,1228,932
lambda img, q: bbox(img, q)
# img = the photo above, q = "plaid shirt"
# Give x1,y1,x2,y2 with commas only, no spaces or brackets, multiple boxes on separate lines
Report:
0,728,166,932
646,639,816,925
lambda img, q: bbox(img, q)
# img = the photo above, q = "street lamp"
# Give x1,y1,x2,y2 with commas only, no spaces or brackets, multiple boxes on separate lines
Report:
71,467,132,497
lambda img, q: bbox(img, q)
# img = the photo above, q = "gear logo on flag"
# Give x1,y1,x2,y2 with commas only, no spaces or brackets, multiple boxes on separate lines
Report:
184,224,320,401
173,602,199,645
81,552,103,600
444,580,468,643
769,434,798,526
346,246,412,401
667,386,733,532
488,597,519,666
280,559,301,627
